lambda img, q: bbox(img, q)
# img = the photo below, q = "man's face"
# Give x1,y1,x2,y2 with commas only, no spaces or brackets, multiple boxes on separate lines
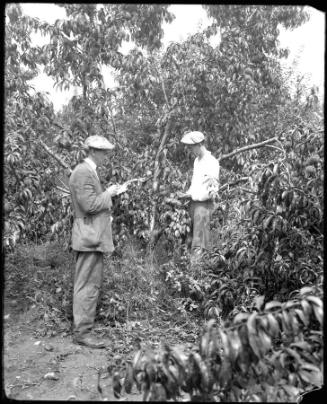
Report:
189,144,201,157
91,149,110,166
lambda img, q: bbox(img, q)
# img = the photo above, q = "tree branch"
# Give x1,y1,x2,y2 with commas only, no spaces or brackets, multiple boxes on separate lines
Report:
219,136,279,161
239,187,256,194
157,66,170,108
39,139,72,174
219,177,249,192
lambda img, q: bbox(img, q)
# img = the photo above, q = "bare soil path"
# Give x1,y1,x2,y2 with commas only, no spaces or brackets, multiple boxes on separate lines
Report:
3,300,200,401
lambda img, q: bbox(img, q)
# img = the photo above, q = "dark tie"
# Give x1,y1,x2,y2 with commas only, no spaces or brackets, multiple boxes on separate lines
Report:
96,167,103,188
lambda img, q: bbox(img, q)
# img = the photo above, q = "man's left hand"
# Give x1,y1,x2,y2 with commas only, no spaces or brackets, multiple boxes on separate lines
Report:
176,191,191,200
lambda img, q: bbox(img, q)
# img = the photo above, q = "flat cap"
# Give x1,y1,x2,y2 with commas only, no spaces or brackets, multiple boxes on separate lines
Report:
84,135,114,150
180,131,205,145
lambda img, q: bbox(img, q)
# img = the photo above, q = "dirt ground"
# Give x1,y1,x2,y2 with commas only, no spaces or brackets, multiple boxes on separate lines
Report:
3,299,199,401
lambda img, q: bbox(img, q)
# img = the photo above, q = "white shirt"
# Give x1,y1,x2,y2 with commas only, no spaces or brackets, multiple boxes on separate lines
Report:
84,157,99,181
187,150,220,201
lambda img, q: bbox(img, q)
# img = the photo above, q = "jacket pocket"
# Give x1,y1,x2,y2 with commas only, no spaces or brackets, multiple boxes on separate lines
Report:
73,217,101,248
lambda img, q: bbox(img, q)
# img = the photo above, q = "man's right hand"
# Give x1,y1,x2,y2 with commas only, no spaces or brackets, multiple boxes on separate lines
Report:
106,184,121,197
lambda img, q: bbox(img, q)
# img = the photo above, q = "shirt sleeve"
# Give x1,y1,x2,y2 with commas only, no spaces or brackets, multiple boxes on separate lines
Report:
186,159,197,196
205,158,220,186
205,158,220,180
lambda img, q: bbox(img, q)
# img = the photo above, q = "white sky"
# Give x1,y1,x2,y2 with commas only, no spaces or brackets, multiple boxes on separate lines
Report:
18,3,325,111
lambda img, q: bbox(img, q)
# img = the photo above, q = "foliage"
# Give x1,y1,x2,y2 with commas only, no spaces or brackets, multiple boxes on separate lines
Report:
97,240,172,324
161,114,323,320
4,241,74,335
121,286,322,401
116,5,309,154
4,6,323,401
38,4,173,93
4,4,318,250
4,4,62,248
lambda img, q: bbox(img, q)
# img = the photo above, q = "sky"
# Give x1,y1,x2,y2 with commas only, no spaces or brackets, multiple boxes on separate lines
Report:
18,3,325,111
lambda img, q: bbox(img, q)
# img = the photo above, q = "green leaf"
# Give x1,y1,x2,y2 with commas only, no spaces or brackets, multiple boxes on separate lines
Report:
233,312,250,323
247,312,257,334
265,301,282,311
299,286,315,296
258,329,271,353
281,384,300,397
312,305,323,326
249,331,262,359
279,352,286,368
228,330,242,362
300,363,321,372
259,315,269,330
295,308,309,327
299,369,322,386
252,209,261,224
254,295,265,311
263,214,274,230
284,300,296,310
281,310,292,333
301,300,312,318
285,348,302,363
291,315,300,334
305,296,322,308
267,313,280,337
247,313,261,358
219,330,230,358
290,341,311,351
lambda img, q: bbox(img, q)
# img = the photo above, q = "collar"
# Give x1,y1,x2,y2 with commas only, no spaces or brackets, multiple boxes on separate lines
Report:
197,149,211,162
84,157,97,172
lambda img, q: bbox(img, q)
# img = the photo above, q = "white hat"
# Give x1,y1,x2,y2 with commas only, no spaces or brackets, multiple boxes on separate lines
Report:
84,135,114,150
180,131,205,145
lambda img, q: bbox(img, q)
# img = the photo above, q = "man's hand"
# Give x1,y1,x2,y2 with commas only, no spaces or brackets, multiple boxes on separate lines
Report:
107,183,130,196
115,183,129,195
176,191,191,200
106,184,121,197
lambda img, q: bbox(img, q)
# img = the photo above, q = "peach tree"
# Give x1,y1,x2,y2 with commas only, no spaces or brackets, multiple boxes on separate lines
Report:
4,4,174,249
4,4,62,248
4,4,313,253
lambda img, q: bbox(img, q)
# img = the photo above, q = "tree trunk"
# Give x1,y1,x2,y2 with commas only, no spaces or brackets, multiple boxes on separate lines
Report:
149,114,172,246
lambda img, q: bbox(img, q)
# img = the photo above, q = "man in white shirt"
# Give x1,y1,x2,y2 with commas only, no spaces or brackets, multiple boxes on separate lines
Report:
178,131,220,256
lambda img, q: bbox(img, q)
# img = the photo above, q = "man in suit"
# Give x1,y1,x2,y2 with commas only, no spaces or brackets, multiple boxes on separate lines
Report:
178,131,220,258
69,135,123,349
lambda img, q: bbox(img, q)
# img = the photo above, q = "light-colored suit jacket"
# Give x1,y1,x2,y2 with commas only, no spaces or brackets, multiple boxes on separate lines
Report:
69,161,114,253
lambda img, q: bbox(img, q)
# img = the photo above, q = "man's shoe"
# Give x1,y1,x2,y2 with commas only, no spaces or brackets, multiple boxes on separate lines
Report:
73,335,105,349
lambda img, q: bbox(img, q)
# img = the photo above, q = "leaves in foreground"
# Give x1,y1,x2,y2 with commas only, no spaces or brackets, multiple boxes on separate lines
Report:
115,286,323,401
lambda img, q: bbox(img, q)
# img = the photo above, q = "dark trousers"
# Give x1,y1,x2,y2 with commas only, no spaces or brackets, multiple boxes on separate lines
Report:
73,251,104,337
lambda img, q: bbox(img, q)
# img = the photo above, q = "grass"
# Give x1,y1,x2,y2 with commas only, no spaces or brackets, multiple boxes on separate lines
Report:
4,237,191,335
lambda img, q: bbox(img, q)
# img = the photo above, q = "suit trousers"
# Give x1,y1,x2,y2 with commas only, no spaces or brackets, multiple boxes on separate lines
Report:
190,200,214,251
73,251,104,337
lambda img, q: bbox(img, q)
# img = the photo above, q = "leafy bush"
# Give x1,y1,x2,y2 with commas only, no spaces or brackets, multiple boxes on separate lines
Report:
4,241,74,335
120,286,323,401
160,116,324,320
